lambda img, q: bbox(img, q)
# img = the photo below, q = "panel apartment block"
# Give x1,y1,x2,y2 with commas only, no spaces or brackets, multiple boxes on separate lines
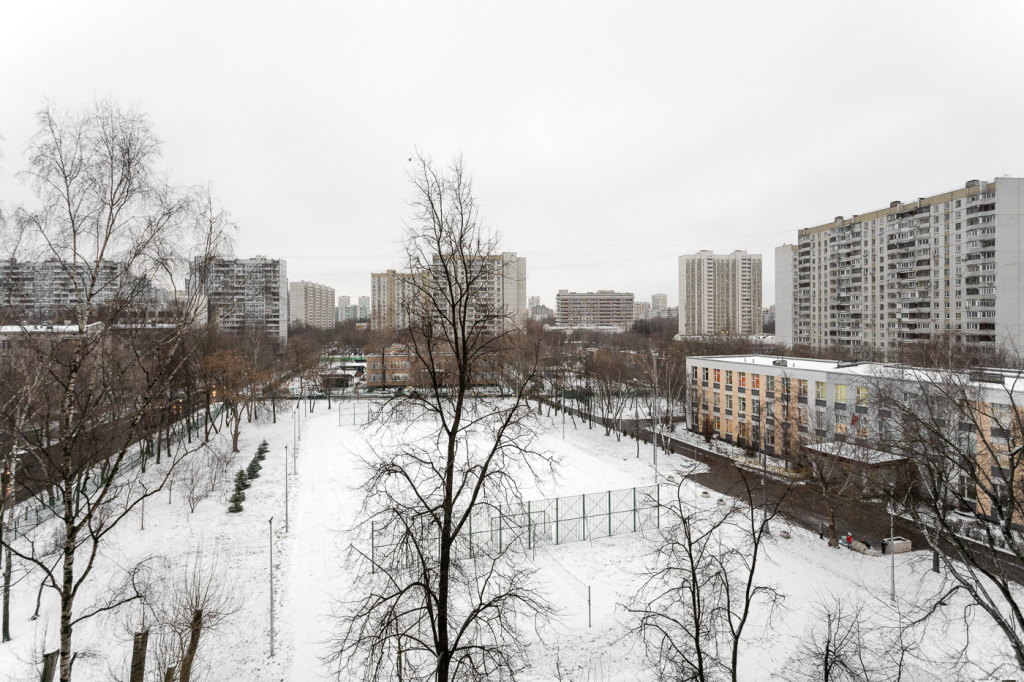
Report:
289,280,335,330
203,256,288,343
555,290,634,328
678,250,762,336
776,177,1024,351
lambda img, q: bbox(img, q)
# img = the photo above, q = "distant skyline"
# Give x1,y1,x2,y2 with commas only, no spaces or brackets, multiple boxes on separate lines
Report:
3,2,1023,307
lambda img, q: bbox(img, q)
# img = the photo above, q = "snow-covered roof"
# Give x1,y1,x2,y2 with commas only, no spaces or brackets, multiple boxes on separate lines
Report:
805,440,907,465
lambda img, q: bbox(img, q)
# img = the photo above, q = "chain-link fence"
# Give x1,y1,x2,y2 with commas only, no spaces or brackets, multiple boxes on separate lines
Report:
371,484,662,572
6,402,227,541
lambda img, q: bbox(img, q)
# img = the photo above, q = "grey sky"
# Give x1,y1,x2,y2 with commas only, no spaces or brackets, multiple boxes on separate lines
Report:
3,1,1024,308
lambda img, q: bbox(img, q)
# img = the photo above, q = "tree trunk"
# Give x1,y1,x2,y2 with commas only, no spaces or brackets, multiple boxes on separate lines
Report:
129,630,149,682
826,506,838,548
2,531,11,642
59,519,75,682
41,650,59,682
163,666,176,682
179,608,203,682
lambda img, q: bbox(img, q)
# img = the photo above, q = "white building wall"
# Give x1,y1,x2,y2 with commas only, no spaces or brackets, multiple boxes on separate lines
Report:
775,244,796,346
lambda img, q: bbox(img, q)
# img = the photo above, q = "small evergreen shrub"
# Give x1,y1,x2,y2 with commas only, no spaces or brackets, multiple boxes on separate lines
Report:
235,469,251,490
227,490,244,513
246,459,261,479
256,440,269,461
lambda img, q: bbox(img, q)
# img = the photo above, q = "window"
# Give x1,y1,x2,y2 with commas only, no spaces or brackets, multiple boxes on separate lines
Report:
726,370,733,385
752,398,760,416
726,395,733,411
714,369,721,383
767,375,775,391
856,386,868,406
739,372,747,387
835,384,847,403
836,420,847,435
798,380,808,397
715,417,721,433
702,367,709,381
765,428,775,446
714,392,720,408
726,419,733,435
816,381,826,400
739,396,746,413
692,366,698,379
857,421,869,439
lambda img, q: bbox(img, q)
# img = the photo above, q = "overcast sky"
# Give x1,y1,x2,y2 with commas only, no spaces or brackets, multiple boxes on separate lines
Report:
3,1,1024,308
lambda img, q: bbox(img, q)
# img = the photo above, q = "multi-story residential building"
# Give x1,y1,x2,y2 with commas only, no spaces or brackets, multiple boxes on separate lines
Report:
529,296,541,310
651,306,679,320
202,256,288,343
556,290,634,329
371,270,420,331
335,295,350,323
358,296,370,320
530,303,553,321
431,252,526,335
685,354,1024,518
289,280,335,330
775,177,1024,351
0,259,144,321
634,301,651,321
652,293,668,313
678,250,762,336
763,305,776,327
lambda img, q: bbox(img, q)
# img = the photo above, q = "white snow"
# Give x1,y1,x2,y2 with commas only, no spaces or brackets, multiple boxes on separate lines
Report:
0,399,1018,680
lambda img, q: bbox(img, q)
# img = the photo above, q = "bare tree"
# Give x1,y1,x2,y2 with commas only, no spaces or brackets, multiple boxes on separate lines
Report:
871,360,1024,671
627,473,784,682
178,457,209,514
327,153,554,681
0,98,233,681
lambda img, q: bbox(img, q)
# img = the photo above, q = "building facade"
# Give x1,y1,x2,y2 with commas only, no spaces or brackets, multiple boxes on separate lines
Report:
0,259,145,322
289,280,335,330
203,256,288,343
678,250,762,336
556,290,634,329
371,270,419,331
685,354,1023,518
652,293,668,313
775,177,1024,351
633,301,651,321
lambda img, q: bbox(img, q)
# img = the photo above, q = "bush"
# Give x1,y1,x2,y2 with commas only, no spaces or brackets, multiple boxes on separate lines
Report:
256,439,269,461
234,469,251,490
246,459,261,480
227,490,244,513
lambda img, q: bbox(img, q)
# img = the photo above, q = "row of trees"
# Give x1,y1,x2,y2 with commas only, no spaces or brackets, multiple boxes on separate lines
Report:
0,99,338,681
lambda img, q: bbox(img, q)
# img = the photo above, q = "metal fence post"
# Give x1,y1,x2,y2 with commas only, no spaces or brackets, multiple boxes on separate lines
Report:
582,495,587,541
633,487,637,532
657,485,661,529
556,498,560,545
608,490,612,537
527,501,532,550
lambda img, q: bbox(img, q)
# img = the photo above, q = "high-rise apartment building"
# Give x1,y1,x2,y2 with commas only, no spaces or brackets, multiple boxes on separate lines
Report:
289,280,335,330
678,250,762,336
202,256,288,343
372,253,527,334
0,259,146,321
775,177,1024,351
371,270,419,331
634,301,651,321
556,290,634,329
652,293,668,313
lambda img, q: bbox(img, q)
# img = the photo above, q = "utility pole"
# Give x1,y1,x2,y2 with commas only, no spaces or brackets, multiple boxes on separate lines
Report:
889,501,895,603
652,350,658,481
284,446,289,533
269,516,275,657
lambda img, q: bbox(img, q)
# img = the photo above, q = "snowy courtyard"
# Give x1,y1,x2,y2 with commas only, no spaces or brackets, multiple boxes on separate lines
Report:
0,399,1017,681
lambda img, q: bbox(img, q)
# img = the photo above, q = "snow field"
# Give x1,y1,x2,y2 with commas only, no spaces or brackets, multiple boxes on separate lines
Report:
1,399,1018,680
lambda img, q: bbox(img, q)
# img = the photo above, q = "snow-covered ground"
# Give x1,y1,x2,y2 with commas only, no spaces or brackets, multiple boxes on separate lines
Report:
0,399,1018,680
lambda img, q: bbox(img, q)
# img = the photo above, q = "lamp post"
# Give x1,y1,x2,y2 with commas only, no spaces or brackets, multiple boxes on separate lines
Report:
284,446,289,533
269,516,275,657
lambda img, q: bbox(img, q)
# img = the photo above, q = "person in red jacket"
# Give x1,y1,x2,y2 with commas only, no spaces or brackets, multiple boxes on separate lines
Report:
846,532,853,548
